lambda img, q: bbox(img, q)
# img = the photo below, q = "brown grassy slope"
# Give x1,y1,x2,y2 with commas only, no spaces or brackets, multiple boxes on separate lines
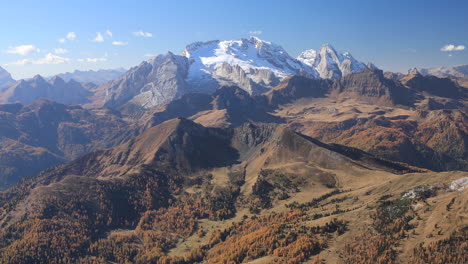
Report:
0,119,428,264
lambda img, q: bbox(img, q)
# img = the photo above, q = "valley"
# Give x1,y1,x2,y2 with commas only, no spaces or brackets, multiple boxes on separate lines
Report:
0,34,466,263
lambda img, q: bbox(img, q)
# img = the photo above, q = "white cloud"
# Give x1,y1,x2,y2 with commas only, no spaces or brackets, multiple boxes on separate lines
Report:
249,30,263,35
6,45,40,56
106,30,113,38
66,32,77,40
93,32,104,42
144,54,156,57
87,57,107,62
6,59,33,66
77,57,108,63
6,53,70,66
440,44,465,52
58,32,76,43
54,48,69,54
112,41,128,46
36,53,70,64
133,30,153,37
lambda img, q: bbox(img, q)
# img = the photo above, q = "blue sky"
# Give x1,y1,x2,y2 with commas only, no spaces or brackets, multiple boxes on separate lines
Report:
1,0,467,79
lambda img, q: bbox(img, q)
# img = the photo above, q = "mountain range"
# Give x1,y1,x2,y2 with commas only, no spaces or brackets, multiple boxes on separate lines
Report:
0,37,466,264
50,68,127,85
418,64,468,78
0,117,465,263
0,75,91,105
98,37,369,109
0,66,465,190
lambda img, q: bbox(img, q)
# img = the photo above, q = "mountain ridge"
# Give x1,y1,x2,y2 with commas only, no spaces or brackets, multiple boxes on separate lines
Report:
0,75,91,105
50,68,127,85
97,37,369,109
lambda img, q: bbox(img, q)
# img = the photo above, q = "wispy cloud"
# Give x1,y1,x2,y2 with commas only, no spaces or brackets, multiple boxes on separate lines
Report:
112,41,128,46
77,57,108,63
133,30,153,37
5,59,32,66
67,32,77,40
5,45,40,56
36,53,70,64
92,32,105,42
144,54,156,57
106,30,113,38
6,53,70,66
249,30,263,35
58,32,76,43
440,44,465,52
54,48,69,54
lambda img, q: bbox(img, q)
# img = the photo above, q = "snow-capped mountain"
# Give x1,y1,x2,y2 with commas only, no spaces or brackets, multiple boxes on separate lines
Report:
297,44,367,79
181,37,317,94
101,37,367,109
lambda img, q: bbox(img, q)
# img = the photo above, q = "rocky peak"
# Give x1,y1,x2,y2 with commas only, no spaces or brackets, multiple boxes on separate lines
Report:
297,49,318,67
297,44,366,79
366,62,380,71
31,75,48,85
0,66,15,90
49,76,66,86
0,73,90,105
407,68,421,76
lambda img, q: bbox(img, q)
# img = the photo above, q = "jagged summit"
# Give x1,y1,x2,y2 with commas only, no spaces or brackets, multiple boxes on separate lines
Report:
99,37,367,109
49,75,66,86
52,68,127,85
0,74,91,105
297,43,366,79
408,67,421,75
0,66,15,91
366,62,380,71
181,37,317,94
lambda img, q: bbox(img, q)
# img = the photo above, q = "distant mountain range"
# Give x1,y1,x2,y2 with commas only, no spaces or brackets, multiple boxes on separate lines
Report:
0,75,91,105
0,67,465,190
50,68,127,85
418,65,468,78
2,38,467,112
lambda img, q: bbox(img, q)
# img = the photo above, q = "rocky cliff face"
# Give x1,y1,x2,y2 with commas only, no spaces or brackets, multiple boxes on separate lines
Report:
297,44,367,79
331,68,415,106
102,52,189,109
